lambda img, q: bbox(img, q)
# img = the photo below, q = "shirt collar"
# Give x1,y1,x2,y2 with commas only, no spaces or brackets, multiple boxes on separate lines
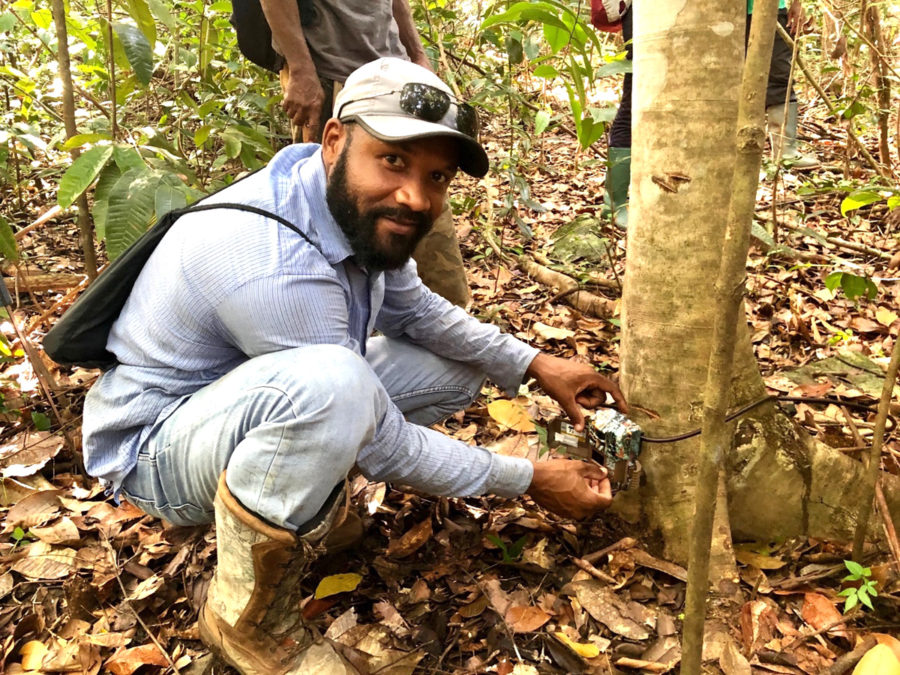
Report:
297,148,354,265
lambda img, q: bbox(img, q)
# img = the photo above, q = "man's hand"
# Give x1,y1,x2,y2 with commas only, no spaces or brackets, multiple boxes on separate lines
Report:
527,458,612,519
526,353,627,431
787,0,810,35
283,63,325,141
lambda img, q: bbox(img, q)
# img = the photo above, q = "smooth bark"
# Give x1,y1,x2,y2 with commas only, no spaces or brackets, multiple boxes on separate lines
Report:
50,0,98,279
680,0,779,670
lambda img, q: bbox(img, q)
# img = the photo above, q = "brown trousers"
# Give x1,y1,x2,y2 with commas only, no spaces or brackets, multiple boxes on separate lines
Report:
280,66,470,307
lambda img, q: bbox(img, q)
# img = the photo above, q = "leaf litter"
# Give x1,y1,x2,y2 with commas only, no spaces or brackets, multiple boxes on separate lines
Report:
1,89,899,675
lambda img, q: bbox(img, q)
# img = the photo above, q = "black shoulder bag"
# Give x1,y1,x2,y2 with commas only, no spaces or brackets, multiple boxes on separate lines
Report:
42,203,314,370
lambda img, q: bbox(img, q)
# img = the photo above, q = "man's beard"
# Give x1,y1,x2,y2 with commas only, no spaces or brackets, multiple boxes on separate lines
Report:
325,148,433,271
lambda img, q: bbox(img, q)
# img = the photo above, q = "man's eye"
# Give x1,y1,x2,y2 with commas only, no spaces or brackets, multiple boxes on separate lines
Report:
431,171,450,184
383,155,403,167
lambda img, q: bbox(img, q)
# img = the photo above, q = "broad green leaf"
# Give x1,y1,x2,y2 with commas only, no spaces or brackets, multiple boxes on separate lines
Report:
506,35,523,65
843,592,858,612
57,145,114,208
841,190,881,216
596,59,633,77
29,8,52,29
154,183,187,218
105,168,158,260
113,146,145,172
92,162,124,241
824,271,843,293
208,0,233,12
222,128,243,159
888,195,900,210
844,559,866,578
314,573,362,599
113,22,153,86
0,215,18,262
751,222,775,248
532,64,558,79
534,110,551,135
146,0,175,30
481,3,571,32
31,412,50,431
194,125,211,147
834,272,878,301
543,22,570,54
119,0,156,46
0,13,17,32
62,133,113,151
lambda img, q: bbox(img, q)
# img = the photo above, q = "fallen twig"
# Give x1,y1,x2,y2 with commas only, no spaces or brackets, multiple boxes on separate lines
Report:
102,537,182,674
571,556,617,584
479,227,615,318
821,635,877,675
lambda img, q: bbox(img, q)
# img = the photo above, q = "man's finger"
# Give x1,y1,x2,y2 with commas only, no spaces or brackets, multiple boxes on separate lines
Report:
564,399,586,431
579,461,608,480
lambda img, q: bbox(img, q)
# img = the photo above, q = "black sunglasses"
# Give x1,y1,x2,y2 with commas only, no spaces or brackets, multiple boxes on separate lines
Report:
338,82,480,140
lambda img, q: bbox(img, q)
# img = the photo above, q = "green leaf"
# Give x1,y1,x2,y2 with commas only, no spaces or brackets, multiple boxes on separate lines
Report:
62,133,113,151
843,592,858,612
840,190,881,216
119,0,156,46
481,2,571,32
194,125,211,147
532,64,558,79
751,221,775,248
859,590,874,610
222,129,243,159
30,8,52,29
31,412,50,431
596,59,633,77
92,162,124,241
12,526,25,542
154,182,187,218
843,559,866,578
57,145,114,208
840,273,877,301
824,271,843,293
0,13,18,32
113,146,145,172
146,0,174,30
888,195,900,210
0,215,18,262
105,168,158,260
534,110,551,135
543,22,570,54
113,22,153,86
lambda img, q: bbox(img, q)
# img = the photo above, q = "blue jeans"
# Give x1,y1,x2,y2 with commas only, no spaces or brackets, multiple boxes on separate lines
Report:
120,337,484,530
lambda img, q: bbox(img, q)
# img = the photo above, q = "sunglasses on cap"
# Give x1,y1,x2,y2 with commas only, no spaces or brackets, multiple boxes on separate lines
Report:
337,82,481,140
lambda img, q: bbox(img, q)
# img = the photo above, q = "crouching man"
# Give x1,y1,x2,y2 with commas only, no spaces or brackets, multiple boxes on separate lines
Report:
82,58,627,674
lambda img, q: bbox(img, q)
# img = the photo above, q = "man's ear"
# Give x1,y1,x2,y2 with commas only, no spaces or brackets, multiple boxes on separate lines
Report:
321,118,347,175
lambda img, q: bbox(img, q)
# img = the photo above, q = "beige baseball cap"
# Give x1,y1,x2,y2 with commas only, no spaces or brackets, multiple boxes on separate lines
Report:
333,58,489,178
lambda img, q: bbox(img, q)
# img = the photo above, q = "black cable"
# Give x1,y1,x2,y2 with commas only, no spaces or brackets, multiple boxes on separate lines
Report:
641,394,896,444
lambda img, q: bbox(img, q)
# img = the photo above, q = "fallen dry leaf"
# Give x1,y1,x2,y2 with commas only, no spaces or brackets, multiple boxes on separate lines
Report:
315,573,363,599
105,644,169,675
853,643,900,675
801,592,847,637
487,399,534,432
505,605,550,633
386,518,432,558
11,541,76,580
553,631,599,658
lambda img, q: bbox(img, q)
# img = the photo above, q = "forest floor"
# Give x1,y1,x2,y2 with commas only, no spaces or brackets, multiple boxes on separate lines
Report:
1,99,900,674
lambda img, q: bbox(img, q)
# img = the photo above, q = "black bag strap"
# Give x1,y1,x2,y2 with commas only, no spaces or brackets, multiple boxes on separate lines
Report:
165,202,318,251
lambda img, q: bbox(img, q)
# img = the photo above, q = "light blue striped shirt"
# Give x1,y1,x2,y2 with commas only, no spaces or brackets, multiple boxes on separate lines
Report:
82,145,537,499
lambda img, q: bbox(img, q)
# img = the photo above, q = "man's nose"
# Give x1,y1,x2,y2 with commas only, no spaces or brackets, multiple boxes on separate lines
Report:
394,178,431,213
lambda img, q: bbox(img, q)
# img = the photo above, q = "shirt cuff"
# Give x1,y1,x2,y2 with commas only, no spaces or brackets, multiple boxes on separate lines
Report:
485,452,533,498
490,342,540,397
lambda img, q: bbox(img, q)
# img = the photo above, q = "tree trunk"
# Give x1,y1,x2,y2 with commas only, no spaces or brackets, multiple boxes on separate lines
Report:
617,0,900,563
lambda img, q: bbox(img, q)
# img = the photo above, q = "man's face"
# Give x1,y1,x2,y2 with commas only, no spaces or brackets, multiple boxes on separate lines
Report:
323,122,459,271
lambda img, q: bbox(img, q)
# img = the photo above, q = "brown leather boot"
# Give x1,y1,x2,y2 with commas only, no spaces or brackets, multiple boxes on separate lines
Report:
198,472,357,674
